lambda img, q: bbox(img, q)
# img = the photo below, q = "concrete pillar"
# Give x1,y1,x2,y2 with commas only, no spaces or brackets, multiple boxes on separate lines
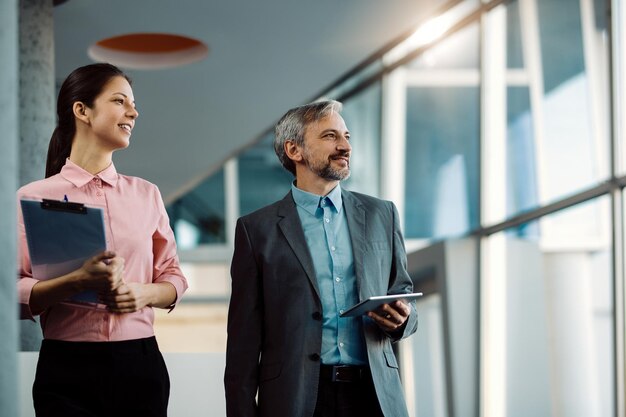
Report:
18,0,55,350
19,0,55,183
0,0,20,415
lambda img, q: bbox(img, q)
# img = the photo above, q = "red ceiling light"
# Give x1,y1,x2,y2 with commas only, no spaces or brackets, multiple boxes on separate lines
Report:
88,33,209,70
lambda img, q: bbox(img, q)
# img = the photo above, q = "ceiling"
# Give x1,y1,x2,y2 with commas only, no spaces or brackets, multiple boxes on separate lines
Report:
53,0,444,203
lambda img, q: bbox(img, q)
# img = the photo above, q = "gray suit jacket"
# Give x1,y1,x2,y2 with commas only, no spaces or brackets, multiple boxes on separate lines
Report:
224,189,418,417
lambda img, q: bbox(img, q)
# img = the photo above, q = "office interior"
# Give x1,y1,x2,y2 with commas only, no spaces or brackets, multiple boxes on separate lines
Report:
1,0,623,416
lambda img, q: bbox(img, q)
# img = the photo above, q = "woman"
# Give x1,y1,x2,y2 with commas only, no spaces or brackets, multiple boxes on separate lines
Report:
17,63,188,417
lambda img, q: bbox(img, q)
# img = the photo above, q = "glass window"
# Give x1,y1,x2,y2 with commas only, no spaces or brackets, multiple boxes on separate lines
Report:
405,238,479,417
384,0,481,69
403,21,480,240
506,0,524,69
503,0,610,218
408,17,479,70
404,85,480,239
404,23,480,239
166,168,226,248
485,196,613,417
410,294,448,416
237,132,293,217
340,81,382,197
507,86,539,217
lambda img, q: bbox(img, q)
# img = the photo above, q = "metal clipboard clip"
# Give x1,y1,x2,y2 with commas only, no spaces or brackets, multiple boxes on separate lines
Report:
40,199,87,214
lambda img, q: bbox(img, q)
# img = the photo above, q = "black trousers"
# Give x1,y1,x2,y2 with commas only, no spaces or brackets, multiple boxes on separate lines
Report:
313,366,385,417
33,336,170,417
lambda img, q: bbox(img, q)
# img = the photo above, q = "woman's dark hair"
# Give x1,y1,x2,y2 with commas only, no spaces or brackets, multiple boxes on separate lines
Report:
45,63,131,178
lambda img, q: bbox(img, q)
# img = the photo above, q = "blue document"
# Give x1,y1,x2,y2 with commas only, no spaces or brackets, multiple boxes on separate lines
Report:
20,199,107,306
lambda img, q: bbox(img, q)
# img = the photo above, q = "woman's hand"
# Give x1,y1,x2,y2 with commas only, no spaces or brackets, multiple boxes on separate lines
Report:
103,281,178,314
103,282,150,313
77,251,125,293
29,251,125,314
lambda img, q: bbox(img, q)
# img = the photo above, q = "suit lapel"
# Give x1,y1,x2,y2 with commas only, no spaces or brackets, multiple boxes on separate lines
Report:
343,191,367,298
277,192,321,300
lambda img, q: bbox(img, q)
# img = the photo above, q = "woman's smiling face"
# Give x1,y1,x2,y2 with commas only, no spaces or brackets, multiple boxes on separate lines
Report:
83,75,139,151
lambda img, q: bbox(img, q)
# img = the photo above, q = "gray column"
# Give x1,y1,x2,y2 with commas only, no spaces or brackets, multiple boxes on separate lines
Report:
19,0,55,351
0,0,20,415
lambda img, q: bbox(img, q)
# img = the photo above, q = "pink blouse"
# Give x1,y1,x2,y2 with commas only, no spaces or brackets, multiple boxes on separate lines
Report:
17,159,188,342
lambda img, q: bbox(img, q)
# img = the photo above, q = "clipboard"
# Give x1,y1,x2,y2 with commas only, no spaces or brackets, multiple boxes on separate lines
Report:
340,292,423,317
20,198,107,306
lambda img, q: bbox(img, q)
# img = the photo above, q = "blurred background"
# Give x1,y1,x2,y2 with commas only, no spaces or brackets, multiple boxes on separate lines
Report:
2,0,623,416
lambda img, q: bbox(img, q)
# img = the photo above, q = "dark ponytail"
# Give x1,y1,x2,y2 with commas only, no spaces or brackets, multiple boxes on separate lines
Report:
45,63,131,178
45,128,72,178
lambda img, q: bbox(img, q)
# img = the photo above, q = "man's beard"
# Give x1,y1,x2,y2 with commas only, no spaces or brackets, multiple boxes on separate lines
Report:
303,149,351,181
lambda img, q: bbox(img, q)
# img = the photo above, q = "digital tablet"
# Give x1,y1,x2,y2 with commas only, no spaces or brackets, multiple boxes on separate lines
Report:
339,292,423,317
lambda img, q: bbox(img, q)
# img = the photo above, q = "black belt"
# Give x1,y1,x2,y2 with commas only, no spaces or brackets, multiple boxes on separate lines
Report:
320,365,371,383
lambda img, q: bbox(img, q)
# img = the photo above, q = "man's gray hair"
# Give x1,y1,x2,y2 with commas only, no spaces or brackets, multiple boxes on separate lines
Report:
274,100,343,175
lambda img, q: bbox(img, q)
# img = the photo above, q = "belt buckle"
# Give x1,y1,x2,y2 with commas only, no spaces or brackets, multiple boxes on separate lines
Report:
331,365,357,382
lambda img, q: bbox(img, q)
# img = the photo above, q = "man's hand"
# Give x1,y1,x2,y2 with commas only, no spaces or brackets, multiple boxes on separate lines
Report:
367,300,410,332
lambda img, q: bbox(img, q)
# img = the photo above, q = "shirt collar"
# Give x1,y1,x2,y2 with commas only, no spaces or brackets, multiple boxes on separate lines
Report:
291,182,343,216
60,158,119,188
325,184,343,212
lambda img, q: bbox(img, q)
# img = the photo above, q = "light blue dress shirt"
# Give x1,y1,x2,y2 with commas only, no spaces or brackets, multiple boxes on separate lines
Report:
291,183,367,365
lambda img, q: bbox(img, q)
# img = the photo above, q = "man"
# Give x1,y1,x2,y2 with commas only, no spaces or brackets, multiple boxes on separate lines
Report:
224,100,418,417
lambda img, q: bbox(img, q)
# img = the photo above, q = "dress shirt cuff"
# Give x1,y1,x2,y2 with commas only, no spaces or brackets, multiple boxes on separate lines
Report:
385,320,408,341
385,304,418,341
18,277,38,321
155,276,188,312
